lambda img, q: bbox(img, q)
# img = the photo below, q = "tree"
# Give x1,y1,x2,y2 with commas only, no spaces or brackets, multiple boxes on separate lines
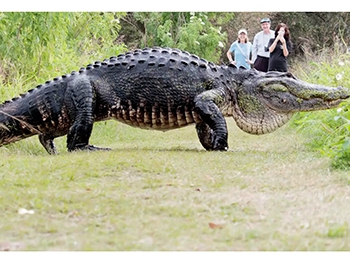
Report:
119,12,234,63
271,12,350,56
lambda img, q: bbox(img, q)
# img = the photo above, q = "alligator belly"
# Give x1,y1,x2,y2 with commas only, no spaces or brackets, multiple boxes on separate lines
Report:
112,104,201,130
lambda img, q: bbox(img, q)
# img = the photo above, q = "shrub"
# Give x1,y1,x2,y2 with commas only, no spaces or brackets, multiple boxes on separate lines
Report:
0,12,127,98
292,43,350,170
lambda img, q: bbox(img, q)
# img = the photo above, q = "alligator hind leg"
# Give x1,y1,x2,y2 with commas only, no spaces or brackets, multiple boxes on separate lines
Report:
39,134,57,155
65,77,111,153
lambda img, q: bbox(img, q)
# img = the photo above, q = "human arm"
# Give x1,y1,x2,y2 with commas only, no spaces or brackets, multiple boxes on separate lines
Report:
226,43,236,64
268,37,278,53
251,34,258,62
269,31,289,57
277,34,289,57
281,40,289,57
226,50,234,64
247,42,254,64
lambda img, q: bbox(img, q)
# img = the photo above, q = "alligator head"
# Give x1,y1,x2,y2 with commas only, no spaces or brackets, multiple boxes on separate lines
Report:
230,70,350,135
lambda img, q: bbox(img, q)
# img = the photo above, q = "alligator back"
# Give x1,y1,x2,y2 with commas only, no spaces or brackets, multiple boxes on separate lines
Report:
87,47,228,130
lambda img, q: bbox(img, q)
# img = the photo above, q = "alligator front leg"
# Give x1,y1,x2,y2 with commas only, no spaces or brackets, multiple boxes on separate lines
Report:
65,77,111,153
194,91,228,151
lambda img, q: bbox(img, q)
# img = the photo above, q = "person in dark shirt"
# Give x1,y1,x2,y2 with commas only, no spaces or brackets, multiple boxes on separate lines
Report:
267,23,292,72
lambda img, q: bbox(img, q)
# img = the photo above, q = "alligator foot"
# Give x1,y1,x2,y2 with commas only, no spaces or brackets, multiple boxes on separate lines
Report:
212,137,228,151
69,144,112,152
195,122,228,151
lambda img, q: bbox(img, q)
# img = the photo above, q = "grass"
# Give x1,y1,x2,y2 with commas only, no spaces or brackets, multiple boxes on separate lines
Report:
1,118,350,251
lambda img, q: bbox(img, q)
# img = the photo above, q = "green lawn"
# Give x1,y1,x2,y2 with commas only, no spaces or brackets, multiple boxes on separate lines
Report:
1,118,350,251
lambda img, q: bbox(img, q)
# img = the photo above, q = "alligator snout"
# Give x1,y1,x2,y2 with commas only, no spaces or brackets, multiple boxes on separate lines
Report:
333,86,350,100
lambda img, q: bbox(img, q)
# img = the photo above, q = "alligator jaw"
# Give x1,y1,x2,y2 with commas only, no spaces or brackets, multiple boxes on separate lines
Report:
256,72,350,113
230,70,350,135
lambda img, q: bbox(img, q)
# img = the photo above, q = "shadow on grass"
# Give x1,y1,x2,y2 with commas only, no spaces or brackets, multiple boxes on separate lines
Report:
1,143,310,157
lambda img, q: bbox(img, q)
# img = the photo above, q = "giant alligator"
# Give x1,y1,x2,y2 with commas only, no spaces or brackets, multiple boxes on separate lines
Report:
0,47,349,154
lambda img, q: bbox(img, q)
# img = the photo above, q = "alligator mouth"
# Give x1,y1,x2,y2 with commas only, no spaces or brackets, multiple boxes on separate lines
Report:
325,98,347,107
342,94,350,100
301,98,346,112
259,94,347,114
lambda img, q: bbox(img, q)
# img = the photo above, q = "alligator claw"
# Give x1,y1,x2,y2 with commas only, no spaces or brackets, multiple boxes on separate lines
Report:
69,144,111,152
213,138,228,151
85,145,112,151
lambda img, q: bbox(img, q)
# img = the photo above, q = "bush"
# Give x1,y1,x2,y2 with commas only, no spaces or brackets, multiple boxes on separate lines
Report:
0,12,127,98
292,43,350,170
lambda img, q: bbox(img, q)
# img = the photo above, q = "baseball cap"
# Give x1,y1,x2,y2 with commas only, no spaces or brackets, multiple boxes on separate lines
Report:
238,29,247,35
260,18,271,24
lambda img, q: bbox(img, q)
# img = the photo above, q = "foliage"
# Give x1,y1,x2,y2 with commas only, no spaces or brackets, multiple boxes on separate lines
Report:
271,12,350,57
292,44,350,170
0,12,127,97
120,12,231,63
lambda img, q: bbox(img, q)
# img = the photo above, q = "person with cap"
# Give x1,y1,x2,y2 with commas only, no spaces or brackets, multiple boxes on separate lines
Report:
267,23,292,72
252,18,275,72
226,28,253,69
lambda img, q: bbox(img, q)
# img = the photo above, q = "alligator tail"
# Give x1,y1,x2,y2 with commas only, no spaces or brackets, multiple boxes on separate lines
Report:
0,110,40,147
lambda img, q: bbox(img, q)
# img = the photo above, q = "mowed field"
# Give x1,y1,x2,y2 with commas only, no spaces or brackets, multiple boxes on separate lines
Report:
1,118,350,251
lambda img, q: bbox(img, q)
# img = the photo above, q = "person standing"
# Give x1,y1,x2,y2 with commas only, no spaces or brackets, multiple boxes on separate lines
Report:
226,29,253,69
267,23,292,72
252,18,275,72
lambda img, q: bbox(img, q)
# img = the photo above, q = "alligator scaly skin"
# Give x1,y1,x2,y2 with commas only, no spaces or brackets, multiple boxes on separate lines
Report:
0,47,349,154
0,47,235,153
